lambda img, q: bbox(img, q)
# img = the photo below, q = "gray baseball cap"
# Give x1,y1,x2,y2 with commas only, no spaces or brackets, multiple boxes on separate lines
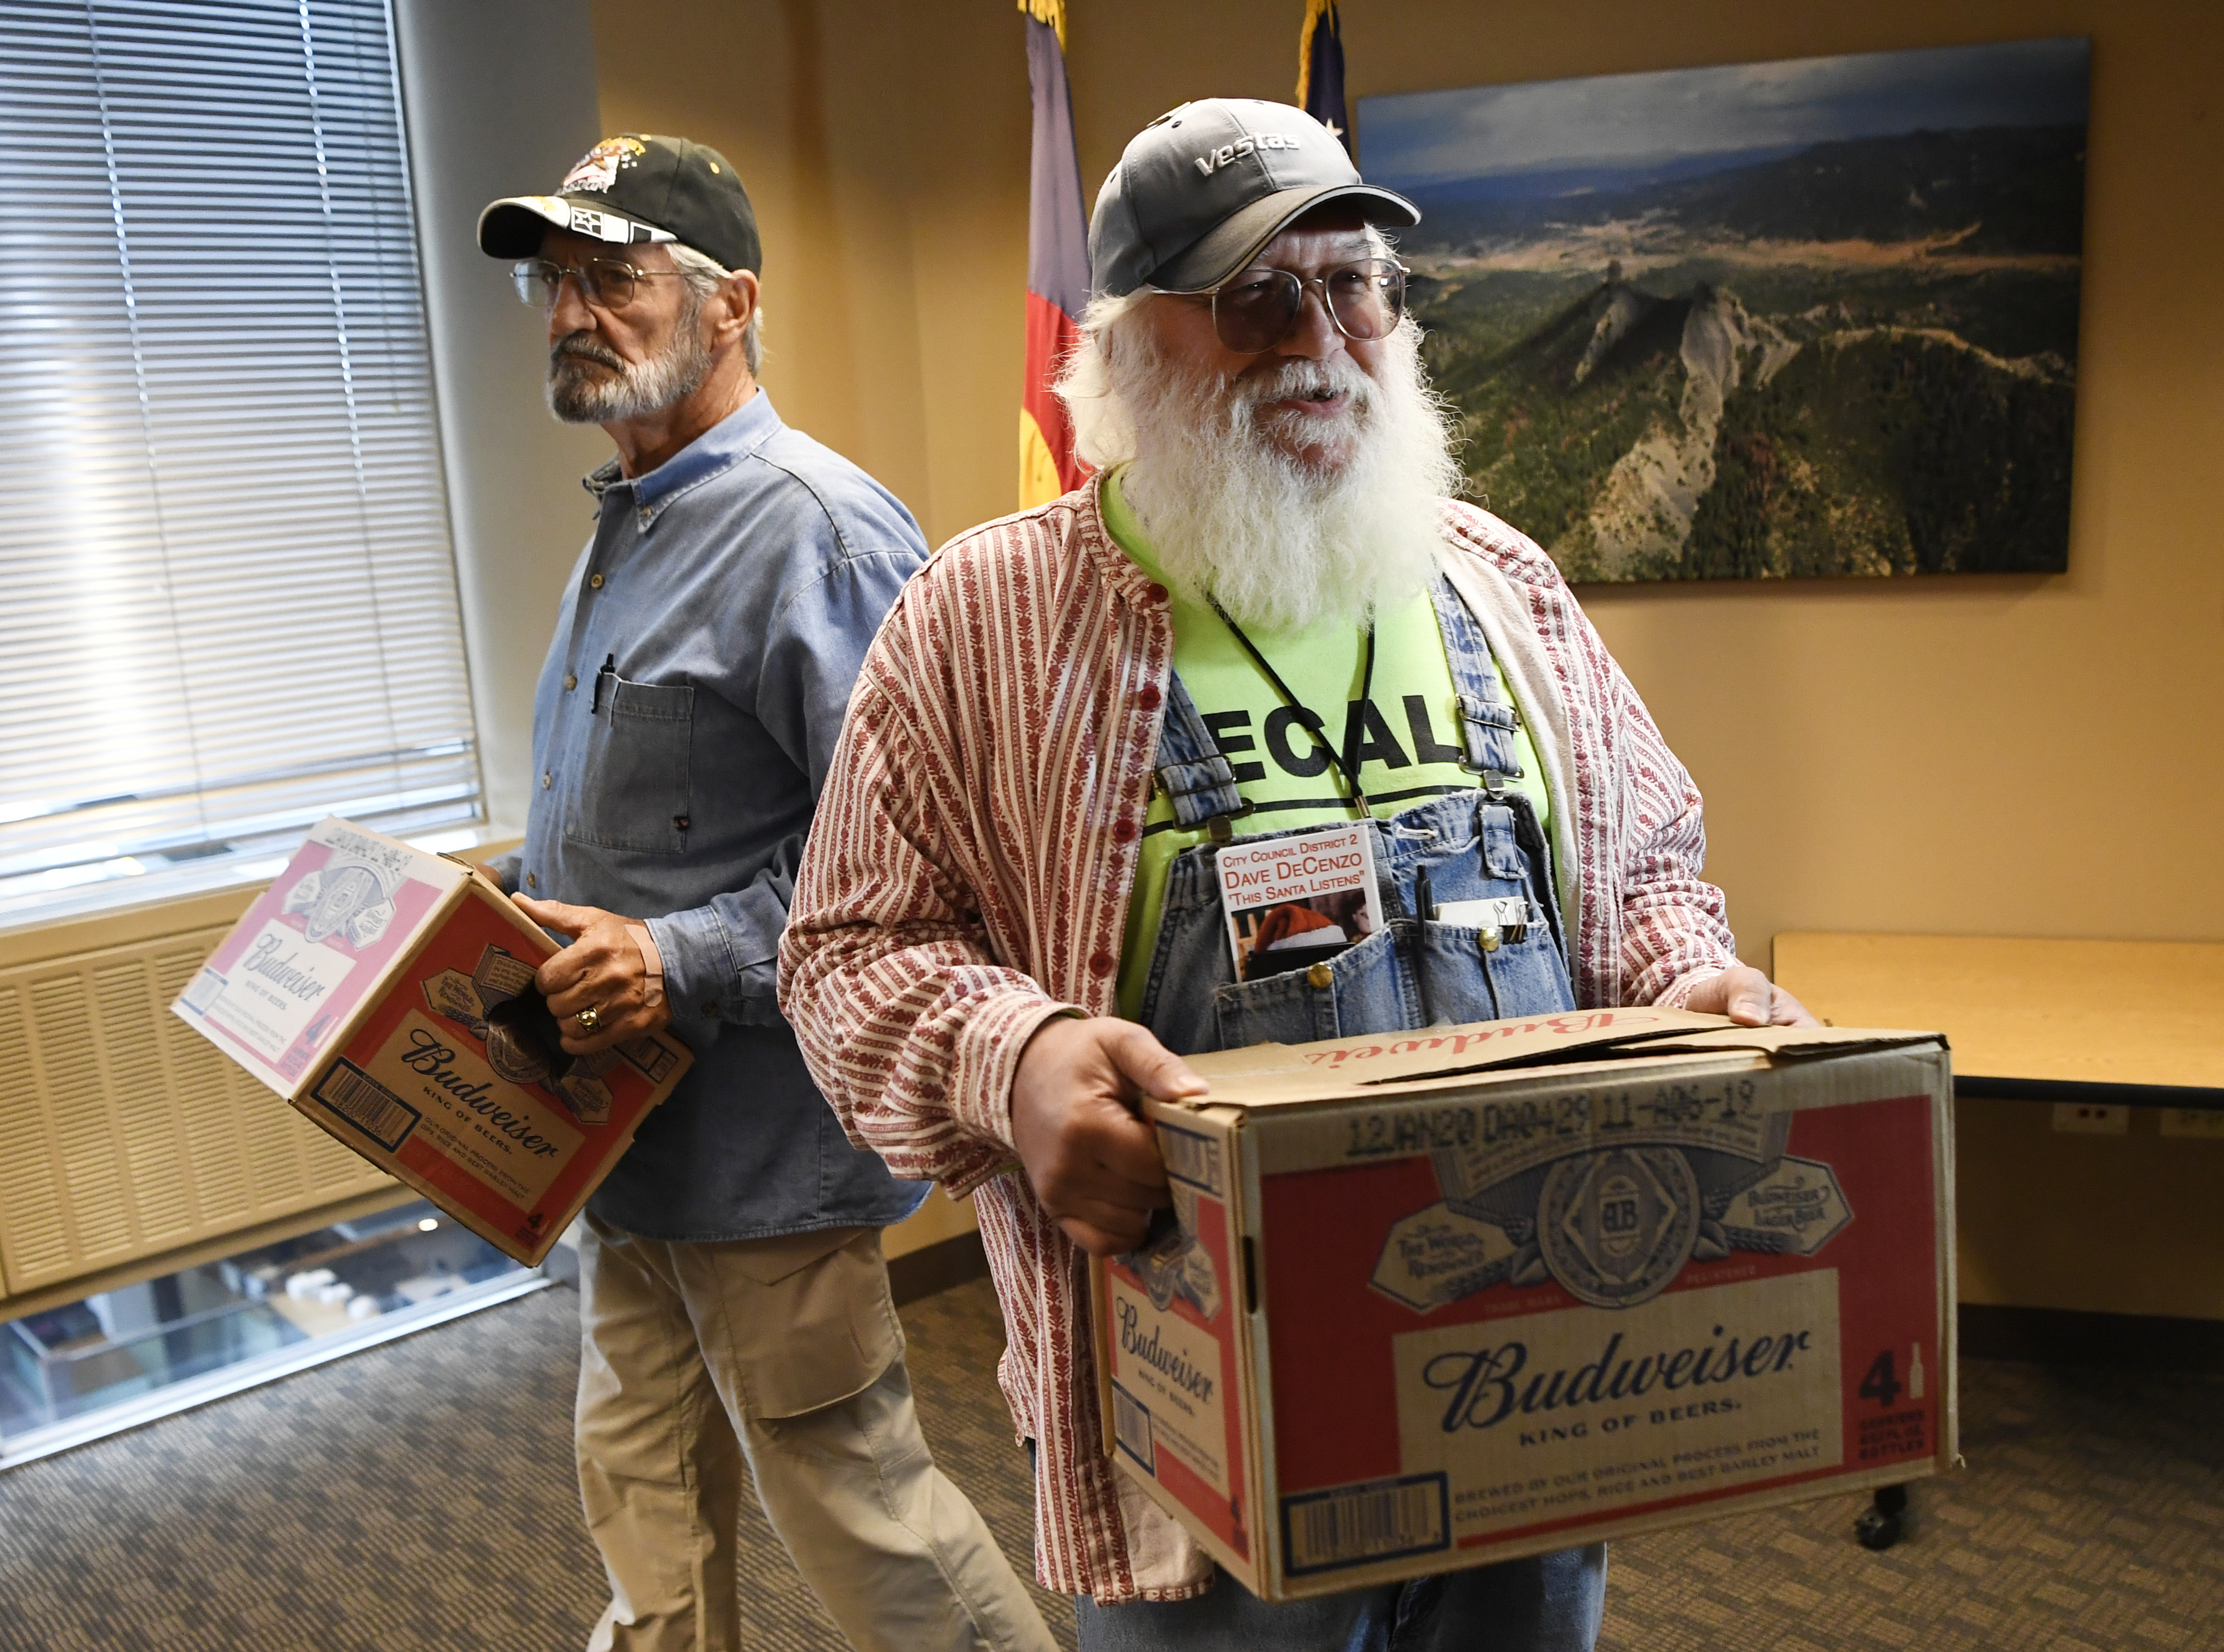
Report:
1088,99,1418,300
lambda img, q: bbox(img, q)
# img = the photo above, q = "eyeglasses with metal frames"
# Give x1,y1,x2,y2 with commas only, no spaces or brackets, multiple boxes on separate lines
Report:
510,256,684,312
1154,258,1409,354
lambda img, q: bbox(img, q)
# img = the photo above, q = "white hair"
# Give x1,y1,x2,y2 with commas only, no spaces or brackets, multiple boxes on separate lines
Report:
1058,288,1155,470
1053,279,1463,632
669,242,764,375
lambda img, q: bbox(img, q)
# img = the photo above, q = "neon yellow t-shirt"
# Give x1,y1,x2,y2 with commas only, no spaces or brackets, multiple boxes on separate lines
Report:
1103,470,1552,1020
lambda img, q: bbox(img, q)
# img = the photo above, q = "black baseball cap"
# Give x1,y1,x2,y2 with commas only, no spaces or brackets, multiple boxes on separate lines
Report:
1089,99,1418,299
478,133,762,274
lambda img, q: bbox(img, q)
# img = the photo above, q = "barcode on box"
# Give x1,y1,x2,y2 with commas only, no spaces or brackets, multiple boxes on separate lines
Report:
1281,1474,1449,1575
182,967,226,1015
1110,1382,1155,1474
1158,1123,1223,1194
312,1059,421,1152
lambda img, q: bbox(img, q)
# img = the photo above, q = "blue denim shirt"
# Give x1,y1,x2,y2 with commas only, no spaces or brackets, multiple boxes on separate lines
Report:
490,390,929,1241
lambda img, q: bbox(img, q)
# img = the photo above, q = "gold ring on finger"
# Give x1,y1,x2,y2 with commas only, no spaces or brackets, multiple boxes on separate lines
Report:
575,1005,601,1032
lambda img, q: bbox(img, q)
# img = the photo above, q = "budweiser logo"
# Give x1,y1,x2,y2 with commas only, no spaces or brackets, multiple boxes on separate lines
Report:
1116,1299,1215,1403
1420,1323,1818,1434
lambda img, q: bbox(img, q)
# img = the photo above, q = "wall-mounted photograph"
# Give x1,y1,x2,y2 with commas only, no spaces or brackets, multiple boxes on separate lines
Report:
1360,38,2089,582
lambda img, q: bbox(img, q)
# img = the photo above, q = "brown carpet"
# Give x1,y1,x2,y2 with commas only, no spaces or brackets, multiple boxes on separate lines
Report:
0,1276,2216,1650
1601,1355,2224,1650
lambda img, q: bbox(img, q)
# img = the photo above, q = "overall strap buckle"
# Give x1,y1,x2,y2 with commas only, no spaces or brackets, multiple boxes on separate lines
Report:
1151,671,1251,836
1207,802,1257,844
1430,576,1528,790
1454,694,1523,795
1152,759,1255,836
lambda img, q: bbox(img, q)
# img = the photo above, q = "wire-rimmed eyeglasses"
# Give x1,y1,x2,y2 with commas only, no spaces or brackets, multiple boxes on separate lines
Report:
511,256,683,312
1154,258,1408,354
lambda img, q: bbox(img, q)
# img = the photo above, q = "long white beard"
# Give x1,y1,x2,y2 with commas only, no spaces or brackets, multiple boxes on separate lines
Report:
1095,317,1461,632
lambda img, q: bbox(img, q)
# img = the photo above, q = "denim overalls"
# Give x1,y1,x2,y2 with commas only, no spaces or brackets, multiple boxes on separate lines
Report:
1083,577,1608,1648
1133,576,1576,1059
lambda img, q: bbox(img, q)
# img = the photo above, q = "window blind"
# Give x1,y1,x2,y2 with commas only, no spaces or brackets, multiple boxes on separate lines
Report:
0,0,478,922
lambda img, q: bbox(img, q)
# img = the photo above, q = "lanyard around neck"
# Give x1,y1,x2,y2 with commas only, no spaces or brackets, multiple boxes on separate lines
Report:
1205,594,1376,818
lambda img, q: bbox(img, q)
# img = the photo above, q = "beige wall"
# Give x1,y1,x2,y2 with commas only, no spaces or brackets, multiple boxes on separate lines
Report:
592,0,1032,548
593,0,2221,951
588,0,2223,1315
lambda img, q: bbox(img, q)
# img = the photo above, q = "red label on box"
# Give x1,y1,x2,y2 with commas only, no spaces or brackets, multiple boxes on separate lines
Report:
323,890,670,1252
1103,1116,1254,1563
1261,1092,1939,1571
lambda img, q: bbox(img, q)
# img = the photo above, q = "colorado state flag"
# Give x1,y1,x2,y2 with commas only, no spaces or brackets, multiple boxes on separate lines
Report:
1018,0,1089,507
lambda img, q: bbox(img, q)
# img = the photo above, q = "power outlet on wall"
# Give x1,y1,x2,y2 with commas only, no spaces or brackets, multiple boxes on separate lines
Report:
2051,1102,2130,1135
2159,1108,2224,1140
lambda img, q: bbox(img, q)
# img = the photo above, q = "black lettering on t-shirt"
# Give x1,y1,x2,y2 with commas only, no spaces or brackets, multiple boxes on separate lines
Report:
1202,709,1266,783
1404,694,1465,767
1345,700,1412,772
1263,705,1331,777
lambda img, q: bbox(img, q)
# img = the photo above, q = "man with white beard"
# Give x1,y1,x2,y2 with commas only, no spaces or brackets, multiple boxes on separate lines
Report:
780,101,1813,1649
473,136,1057,1652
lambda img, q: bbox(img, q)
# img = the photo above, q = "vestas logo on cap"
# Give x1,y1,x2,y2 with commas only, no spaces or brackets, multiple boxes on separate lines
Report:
562,136,647,195
1193,133,1302,177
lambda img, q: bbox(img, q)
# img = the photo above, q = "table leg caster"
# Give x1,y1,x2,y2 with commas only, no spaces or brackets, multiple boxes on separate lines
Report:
1855,1484,1909,1551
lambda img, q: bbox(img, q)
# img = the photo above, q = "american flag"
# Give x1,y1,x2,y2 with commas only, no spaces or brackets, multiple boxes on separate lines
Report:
1298,0,1351,154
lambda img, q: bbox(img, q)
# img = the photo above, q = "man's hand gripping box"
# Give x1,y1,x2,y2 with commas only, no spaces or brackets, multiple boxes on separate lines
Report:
1094,1008,1954,1600
170,817,692,1264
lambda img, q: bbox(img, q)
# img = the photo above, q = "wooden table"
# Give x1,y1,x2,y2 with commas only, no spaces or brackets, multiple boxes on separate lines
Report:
1775,932,2224,1546
1773,933,2224,1110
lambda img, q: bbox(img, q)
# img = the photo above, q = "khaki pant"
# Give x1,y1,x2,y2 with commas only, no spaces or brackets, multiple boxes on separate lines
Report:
576,1215,1056,1652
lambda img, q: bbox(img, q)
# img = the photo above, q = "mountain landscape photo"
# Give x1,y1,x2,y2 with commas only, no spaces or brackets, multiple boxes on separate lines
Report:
1360,38,2089,582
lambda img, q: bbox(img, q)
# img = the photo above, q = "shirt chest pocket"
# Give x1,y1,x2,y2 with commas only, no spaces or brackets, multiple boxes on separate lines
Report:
565,676,695,855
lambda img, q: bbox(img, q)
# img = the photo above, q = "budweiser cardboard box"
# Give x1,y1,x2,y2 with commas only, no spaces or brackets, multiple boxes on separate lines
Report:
1095,1007,1954,1600
171,817,691,1264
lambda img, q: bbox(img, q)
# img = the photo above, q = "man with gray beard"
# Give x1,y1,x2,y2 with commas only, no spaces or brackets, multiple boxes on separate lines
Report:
472,136,1057,1652
781,101,1815,1649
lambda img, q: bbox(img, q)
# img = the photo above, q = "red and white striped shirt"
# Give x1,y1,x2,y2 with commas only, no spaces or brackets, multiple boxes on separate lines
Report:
779,480,1740,1601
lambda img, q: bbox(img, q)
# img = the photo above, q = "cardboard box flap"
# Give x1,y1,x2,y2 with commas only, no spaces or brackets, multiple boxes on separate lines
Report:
310,814,469,890
1182,1007,1738,1104
1621,1024,1947,1060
